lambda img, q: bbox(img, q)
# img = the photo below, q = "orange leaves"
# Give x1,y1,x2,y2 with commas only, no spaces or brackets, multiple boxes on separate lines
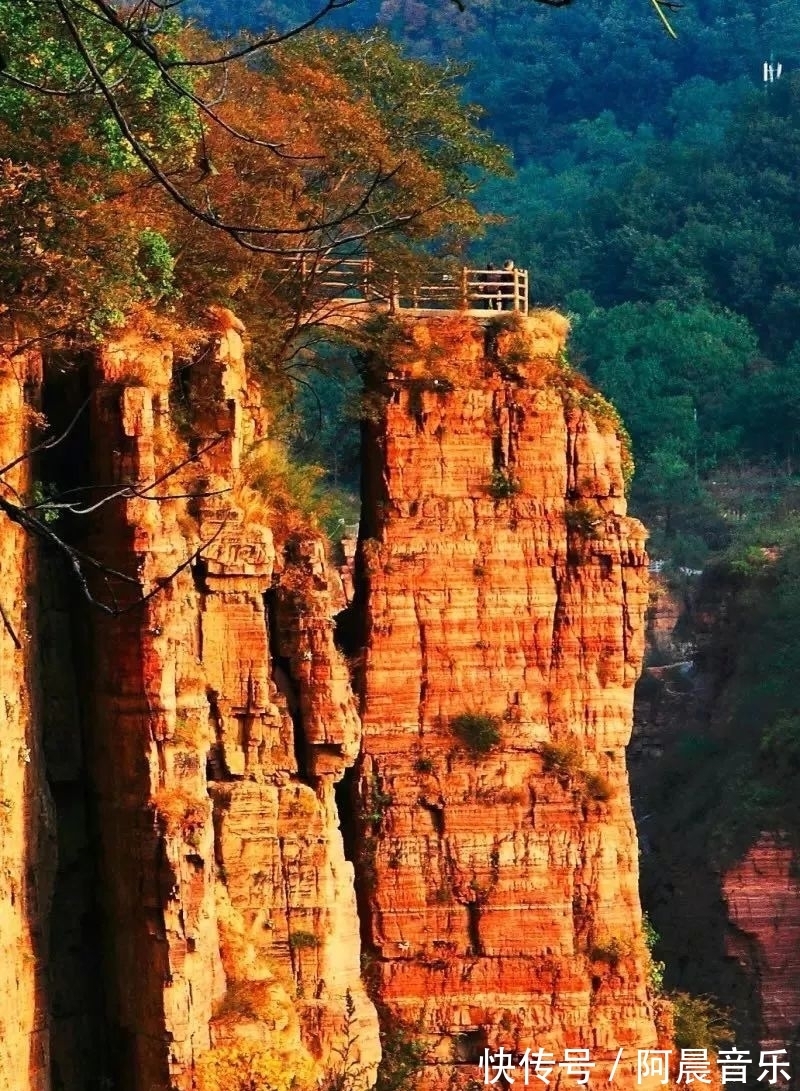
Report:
196,1043,317,1091
0,13,504,348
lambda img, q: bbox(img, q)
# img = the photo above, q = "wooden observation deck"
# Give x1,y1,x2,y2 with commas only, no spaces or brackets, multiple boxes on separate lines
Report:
292,257,529,320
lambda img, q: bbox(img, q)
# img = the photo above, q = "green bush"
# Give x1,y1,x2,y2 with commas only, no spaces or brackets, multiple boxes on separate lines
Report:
642,912,665,994
29,481,60,525
289,930,319,950
565,500,603,539
374,1022,426,1091
413,756,435,775
450,712,502,756
136,228,177,301
671,992,733,1050
365,775,394,830
244,441,327,524
488,469,521,500
726,545,771,579
668,532,711,570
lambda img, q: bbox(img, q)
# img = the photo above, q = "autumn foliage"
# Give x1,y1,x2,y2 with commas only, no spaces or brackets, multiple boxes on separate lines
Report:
196,1043,317,1091
0,3,506,353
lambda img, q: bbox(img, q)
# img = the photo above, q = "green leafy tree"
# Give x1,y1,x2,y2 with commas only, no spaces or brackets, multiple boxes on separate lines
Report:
0,0,199,334
571,300,757,466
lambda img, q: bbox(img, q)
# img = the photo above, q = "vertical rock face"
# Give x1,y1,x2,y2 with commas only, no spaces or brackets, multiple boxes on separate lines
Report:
356,314,657,1086
0,307,663,1091
722,837,800,1058
81,323,378,1091
0,343,55,1091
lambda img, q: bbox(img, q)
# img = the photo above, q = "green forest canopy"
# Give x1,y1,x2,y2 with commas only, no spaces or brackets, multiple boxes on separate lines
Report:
6,0,800,565
231,0,800,564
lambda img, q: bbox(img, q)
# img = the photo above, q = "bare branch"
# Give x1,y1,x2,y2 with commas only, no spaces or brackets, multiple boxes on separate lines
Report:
157,0,358,68
35,443,232,517
72,0,316,158
0,395,92,480
0,476,230,616
0,599,22,649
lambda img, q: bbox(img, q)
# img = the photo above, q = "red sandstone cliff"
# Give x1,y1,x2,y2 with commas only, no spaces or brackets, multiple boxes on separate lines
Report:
0,342,54,1091
0,309,662,1091
722,836,800,1055
58,323,378,1091
354,314,659,1087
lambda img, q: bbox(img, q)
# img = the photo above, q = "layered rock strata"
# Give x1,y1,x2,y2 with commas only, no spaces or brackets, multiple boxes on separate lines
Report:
80,321,378,1091
355,314,659,1087
722,837,800,1060
0,307,664,1091
0,343,54,1091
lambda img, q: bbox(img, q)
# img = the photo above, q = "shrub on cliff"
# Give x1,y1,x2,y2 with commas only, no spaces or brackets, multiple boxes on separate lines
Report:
582,772,614,802
642,912,666,995
488,469,521,500
152,787,206,849
589,937,628,967
450,712,501,756
671,992,733,1050
565,500,604,540
243,441,358,545
541,740,583,778
289,930,319,950
374,1022,426,1091
197,1044,316,1091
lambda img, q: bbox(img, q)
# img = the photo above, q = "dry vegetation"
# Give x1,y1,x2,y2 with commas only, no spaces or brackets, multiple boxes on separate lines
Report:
197,1042,317,1091
152,787,207,847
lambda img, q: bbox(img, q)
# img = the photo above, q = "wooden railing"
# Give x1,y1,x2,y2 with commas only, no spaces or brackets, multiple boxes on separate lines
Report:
288,257,529,316
403,268,528,315
314,258,394,304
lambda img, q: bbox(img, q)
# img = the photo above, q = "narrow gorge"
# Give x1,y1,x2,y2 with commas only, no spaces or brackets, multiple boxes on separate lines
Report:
632,568,800,1078
0,309,666,1091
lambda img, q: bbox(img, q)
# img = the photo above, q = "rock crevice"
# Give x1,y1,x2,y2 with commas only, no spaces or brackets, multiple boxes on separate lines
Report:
0,309,660,1091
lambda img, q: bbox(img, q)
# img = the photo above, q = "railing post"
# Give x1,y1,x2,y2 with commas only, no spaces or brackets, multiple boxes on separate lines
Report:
390,271,399,314
461,266,469,310
362,257,372,302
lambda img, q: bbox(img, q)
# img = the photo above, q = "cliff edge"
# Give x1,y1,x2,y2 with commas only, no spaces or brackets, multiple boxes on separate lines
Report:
352,313,658,1087
0,309,660,1091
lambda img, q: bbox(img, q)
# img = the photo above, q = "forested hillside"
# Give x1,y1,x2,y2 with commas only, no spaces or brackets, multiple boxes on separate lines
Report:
5,4,800,1083
191,0,800,565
